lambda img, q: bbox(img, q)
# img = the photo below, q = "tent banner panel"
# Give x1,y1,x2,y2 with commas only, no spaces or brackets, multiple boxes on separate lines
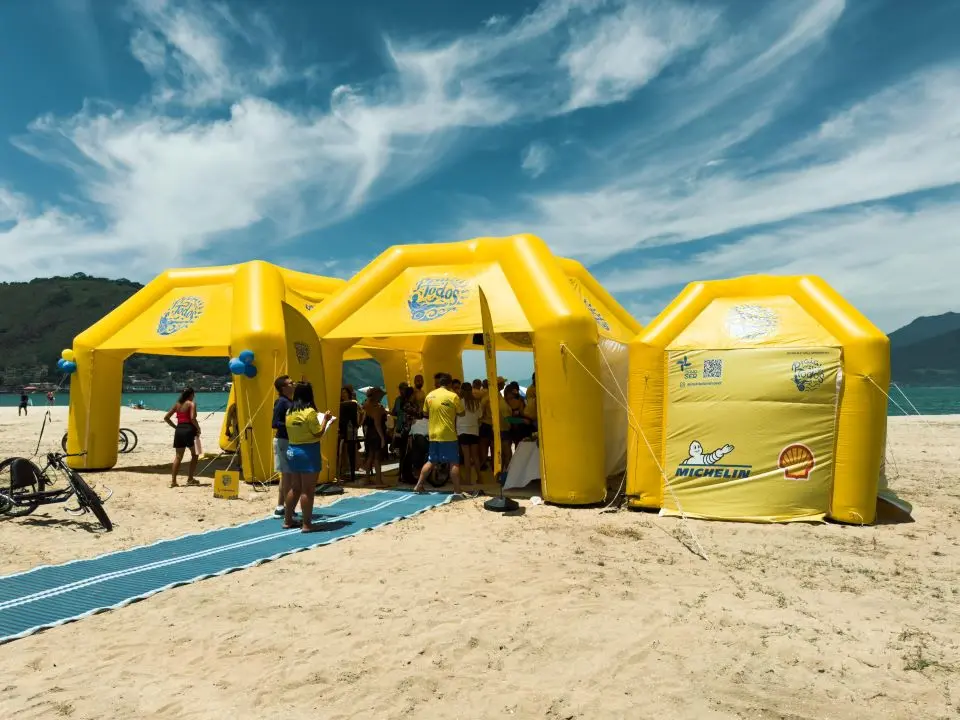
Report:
283,302,325,383
568,278,633,342
664,346,841,522
99,284,234,352
670,296,840,350
326,264,531,339
600,338,629,477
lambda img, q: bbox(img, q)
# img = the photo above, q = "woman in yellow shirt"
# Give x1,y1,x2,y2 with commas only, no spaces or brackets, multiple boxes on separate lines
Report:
283,382,334,532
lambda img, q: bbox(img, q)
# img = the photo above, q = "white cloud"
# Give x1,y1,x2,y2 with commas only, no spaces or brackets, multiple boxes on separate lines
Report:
562,1,717,111
597,201,960,332
0,188,27,222
488,63,960,264
483,15,508,28
127,0,290,107
455,0,853,259
521,141,553,178
2,0,710,280
447,0,960,329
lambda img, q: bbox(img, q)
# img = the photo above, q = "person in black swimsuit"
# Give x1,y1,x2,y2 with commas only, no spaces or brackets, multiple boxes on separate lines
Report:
361,388,387,484
18,391,28,416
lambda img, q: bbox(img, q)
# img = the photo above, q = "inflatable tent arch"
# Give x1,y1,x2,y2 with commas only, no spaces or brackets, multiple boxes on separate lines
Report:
65,261,390,481
626,275,889,524
308,234,641,504
216,341,378,454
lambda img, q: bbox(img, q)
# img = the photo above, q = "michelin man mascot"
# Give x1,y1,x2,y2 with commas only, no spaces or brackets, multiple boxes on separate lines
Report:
684,440,735,466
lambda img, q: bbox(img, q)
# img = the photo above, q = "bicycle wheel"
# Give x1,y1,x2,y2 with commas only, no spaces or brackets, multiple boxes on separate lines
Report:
117,431,129,454
69,471,112,531
120,428,138,453
61,432,69,453
0,457,45,517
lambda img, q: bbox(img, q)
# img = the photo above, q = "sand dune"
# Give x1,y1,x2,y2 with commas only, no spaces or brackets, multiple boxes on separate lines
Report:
0,406,957,719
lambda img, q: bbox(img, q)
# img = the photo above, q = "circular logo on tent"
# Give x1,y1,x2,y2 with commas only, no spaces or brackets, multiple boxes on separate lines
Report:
725,304,779,341
792,359,824,392
778,443,815,480
157,296,204,336
408,277,469,322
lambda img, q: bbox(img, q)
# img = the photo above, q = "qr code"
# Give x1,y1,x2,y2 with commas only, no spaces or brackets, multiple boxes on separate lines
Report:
703,359,723,378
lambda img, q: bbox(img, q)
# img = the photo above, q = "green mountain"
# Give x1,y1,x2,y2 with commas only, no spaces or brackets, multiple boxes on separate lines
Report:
888,312,960,348
0,274,382,391
890,312,960,385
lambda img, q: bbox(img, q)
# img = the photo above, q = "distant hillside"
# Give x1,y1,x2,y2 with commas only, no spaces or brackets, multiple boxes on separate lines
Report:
889,312,960,348
0,274,381,391
890,312,960,385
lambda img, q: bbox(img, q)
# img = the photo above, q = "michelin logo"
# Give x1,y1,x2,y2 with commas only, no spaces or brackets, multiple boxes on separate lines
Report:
675,440,751,479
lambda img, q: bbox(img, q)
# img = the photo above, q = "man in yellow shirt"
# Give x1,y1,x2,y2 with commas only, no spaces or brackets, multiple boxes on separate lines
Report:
414,372,465,495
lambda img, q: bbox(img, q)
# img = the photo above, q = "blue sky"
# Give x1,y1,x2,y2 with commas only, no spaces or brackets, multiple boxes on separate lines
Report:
1,0,959,382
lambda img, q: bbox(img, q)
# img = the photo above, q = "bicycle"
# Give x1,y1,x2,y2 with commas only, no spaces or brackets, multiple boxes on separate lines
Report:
0,452,113,531
61,428,138,454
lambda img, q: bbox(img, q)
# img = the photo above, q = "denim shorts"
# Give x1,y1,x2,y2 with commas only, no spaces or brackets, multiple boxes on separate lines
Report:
286,442,322,474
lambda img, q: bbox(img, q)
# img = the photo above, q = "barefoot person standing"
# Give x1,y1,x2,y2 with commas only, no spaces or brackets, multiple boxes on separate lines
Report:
283,382,335,533
414,372,465,495
164,387,201,487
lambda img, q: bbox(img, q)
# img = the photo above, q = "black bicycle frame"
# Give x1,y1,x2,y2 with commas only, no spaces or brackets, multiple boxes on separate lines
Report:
4,455,85,507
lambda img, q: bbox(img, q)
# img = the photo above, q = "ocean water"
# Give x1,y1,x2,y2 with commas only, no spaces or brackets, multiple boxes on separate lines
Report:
3,386,959,416
1,392,233,413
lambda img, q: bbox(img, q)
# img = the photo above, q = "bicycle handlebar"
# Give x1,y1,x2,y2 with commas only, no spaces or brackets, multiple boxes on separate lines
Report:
48,451,88,459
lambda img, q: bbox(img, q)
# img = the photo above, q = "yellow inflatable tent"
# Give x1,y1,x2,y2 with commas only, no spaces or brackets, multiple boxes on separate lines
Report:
65,261,398,482
626,275,890,524
308,234,640,504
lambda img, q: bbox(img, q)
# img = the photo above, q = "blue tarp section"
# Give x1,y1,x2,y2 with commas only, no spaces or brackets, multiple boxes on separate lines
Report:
0,490,451,643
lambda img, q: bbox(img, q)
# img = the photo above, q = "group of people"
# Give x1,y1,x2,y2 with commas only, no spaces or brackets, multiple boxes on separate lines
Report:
162,369,538,530
337,372,538,491
270,376,335,532
165,378,336,533
15,389,56,416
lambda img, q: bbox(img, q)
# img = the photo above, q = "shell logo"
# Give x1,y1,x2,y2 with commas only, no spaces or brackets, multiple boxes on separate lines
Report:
778,443,815,480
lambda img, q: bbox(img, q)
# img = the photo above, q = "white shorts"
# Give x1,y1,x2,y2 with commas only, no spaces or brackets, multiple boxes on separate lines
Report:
273,438,292,474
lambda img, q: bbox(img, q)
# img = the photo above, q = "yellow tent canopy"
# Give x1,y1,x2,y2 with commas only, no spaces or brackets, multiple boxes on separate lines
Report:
65,261,411,482
627,275,890,524
308,234,640,504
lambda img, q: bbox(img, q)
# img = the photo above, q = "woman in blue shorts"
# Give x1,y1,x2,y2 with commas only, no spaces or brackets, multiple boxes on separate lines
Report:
283,382,334,532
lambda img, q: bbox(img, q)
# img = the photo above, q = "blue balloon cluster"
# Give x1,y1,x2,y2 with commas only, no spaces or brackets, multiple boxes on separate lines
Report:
57,358,78,374
228,350,257,378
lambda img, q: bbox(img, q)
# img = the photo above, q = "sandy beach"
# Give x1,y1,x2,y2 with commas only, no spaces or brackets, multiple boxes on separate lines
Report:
0,406,957,719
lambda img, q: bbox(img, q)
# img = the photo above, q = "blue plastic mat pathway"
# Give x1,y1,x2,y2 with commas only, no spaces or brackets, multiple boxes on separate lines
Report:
0,490,451,644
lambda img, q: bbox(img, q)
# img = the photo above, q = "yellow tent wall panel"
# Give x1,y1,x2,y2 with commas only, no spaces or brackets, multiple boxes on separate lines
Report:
626,275,889,524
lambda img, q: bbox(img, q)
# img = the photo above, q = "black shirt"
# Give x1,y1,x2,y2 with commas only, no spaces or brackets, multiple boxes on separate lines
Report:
272,396,293,440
